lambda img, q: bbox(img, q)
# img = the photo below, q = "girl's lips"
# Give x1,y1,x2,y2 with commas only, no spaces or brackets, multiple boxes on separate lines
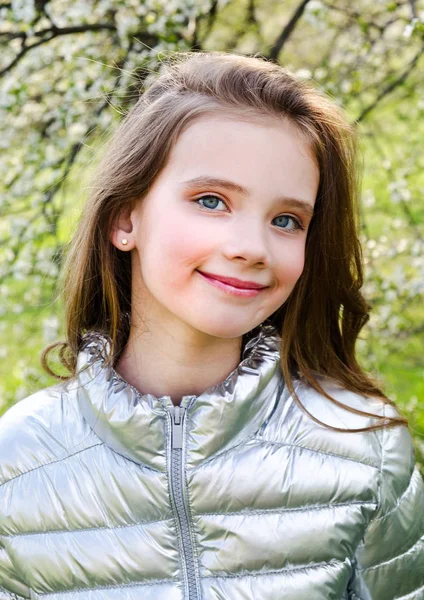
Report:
197,270,268,289
197,270,267,298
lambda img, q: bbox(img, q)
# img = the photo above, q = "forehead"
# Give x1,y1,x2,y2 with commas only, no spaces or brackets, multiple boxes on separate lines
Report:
164,113,319,204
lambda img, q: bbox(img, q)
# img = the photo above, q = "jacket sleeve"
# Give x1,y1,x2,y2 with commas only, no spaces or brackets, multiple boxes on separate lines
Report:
0,406,32,600
347,405,424,600
0,544,30,599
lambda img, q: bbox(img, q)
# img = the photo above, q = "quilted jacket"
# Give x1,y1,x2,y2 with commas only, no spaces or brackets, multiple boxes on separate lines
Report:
0,324,423,600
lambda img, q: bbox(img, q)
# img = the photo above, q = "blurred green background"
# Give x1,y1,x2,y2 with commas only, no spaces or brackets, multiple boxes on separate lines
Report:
0,0,423,470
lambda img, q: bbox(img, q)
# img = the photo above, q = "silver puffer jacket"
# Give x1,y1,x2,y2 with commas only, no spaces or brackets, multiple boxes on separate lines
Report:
1,325,423,600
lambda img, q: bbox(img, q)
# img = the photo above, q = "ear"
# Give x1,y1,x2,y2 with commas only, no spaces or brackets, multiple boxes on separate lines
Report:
109,204,137,251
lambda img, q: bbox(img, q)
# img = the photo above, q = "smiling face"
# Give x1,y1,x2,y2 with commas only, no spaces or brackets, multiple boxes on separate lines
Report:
113,113,320,341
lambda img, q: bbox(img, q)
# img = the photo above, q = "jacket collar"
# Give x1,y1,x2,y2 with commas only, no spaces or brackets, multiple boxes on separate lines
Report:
76,324,283,470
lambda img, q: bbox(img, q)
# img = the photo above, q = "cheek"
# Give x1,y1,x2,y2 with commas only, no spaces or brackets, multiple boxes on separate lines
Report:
142,212,210,278
275,242,306,285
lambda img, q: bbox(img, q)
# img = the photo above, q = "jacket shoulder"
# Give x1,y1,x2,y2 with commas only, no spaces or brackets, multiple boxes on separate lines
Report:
292,377,419,514
284,376,413,475
295,375,388,425
0,380,97,486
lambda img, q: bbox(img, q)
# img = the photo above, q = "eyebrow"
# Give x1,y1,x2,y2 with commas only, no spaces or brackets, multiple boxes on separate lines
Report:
180,176,315,218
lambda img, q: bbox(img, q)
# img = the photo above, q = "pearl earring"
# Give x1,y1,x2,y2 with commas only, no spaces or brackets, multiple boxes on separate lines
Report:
121,239,128,246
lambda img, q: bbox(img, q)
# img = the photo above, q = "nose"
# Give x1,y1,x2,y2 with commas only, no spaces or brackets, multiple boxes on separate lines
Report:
221,216,270,267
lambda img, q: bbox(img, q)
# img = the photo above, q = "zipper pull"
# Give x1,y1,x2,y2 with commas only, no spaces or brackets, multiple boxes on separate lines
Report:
170,405,185,449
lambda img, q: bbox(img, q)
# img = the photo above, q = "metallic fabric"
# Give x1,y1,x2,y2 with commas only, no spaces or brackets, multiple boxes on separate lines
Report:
0,324,423,599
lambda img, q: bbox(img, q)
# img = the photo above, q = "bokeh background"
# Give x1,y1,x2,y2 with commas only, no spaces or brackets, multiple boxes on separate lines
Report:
0,0,423,470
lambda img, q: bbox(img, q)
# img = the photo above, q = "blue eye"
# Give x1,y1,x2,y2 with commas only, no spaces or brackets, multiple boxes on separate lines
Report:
194,195,227,211
273,215,303,232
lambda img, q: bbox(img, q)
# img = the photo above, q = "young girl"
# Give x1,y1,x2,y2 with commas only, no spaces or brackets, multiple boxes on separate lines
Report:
0,51,423,600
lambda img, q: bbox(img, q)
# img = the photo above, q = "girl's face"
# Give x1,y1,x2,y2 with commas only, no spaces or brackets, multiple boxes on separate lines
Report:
116,114,319,341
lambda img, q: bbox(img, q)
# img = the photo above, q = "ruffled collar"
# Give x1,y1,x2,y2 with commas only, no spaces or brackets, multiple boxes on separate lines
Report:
76,324,284,470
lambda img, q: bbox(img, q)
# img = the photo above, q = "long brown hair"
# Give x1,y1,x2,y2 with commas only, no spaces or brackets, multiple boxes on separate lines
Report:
42,50,407,433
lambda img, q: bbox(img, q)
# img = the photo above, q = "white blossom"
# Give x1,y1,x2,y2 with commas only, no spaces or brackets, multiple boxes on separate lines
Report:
42,316,60,343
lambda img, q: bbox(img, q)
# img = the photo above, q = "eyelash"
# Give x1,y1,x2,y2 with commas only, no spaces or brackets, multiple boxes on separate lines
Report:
193,194,305,233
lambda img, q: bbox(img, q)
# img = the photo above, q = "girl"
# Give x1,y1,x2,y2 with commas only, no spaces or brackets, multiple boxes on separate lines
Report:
0,51,423,600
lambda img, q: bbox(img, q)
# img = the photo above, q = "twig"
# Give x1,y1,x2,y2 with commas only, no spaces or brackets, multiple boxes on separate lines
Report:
267,0,312,61
0,23,116,77
356,46,424,123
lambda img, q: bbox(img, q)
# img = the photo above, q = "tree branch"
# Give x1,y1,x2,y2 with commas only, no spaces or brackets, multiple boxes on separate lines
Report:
356,46,424,123
267,0,313,61
324,2,402,34
409,0,418,19
0,31,26,40
32,23,116,37
0,23,116,78
189,0,219,49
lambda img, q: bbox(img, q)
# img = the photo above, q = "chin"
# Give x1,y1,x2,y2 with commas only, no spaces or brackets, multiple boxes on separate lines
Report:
192,318,263,340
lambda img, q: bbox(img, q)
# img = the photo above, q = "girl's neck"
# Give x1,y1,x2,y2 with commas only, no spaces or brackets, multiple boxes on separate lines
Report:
114,323,243,406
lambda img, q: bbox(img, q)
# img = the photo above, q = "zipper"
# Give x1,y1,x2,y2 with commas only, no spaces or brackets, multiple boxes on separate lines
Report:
167,404,200,600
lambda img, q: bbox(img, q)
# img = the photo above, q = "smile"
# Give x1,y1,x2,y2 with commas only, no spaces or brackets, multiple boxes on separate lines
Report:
196,271,268,298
